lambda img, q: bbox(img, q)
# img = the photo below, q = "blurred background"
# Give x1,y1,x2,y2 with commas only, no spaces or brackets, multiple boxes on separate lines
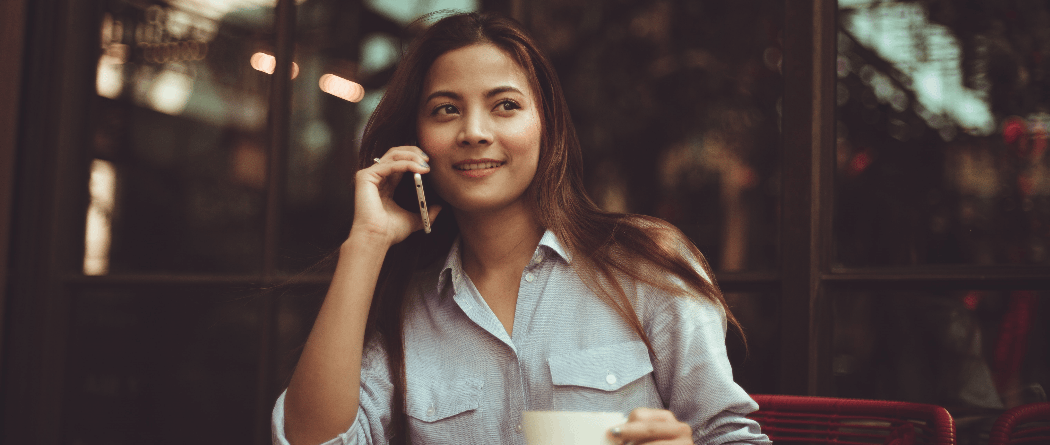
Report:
0,0,1047,443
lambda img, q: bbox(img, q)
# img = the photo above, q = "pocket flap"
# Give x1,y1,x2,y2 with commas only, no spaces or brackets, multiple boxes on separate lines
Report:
407,377,484,423
548,341,654,391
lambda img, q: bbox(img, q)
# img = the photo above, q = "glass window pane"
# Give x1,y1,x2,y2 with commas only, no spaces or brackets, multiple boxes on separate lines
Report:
836,1,1050,267
726,292,781,395
63,288,261,443
532,0,783,272
832,290,1049,439
88,1,274,275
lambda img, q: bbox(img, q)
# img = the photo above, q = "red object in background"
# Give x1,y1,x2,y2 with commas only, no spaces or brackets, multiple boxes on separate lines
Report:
963,291,982,311
1003,117,1026,145
847,149,873,177
747,394,957,444
1001,115,1049,161
988,402,1050,445
1003,116,1029,159
992,291,1039,399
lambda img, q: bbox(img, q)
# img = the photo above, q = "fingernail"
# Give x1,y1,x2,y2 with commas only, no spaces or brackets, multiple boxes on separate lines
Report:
609,427,622,437
420,161,430,168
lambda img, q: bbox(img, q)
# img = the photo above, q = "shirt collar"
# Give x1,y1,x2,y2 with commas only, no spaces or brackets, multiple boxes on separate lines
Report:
435,229,572,296
537,229,573,264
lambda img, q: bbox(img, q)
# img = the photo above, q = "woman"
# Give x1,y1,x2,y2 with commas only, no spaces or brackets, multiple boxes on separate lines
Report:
274,11,769,445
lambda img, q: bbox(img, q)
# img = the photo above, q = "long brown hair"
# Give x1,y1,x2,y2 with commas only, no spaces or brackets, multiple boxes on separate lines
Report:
357,11,743,443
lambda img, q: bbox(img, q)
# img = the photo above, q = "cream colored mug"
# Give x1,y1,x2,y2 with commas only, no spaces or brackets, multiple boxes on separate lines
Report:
521,411,627,445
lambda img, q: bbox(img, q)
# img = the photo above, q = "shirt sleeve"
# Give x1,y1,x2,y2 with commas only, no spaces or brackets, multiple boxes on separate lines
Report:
645,288,771,445
271,339,395,445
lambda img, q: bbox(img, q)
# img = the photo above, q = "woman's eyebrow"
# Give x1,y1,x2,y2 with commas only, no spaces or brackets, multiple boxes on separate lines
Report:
422,86,525,104
484,86,525,98
422,90,461,104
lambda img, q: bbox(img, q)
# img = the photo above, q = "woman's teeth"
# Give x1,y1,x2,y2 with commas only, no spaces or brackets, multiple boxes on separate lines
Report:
455,162,503,171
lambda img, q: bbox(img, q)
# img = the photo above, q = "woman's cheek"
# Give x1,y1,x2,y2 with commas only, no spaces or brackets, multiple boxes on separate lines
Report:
500,117,542,148
417,125,453,154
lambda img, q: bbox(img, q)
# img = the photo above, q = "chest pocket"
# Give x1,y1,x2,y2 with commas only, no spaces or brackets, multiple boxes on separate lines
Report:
406,376,484,424
547,341,658,411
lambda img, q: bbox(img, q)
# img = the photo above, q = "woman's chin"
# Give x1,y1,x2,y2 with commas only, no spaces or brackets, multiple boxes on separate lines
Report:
447,196,529,217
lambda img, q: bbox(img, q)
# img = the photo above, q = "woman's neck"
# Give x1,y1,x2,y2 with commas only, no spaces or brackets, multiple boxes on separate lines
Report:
454,202,545,281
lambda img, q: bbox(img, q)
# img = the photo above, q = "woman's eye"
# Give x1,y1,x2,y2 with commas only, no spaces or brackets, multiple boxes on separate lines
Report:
496,100,521,112
433,104,458,116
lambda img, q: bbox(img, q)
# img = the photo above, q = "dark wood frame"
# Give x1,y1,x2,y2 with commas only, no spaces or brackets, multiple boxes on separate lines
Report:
0,0,29,389
2,0,100,443
4,0,1050,443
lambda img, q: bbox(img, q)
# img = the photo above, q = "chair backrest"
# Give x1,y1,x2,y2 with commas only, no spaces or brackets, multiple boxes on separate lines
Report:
988,402,1050,445
747,394,956,445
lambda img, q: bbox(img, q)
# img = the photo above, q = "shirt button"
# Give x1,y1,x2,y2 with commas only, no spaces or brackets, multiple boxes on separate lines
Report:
532,256,542,265
606,373,617,385
427,406,436,416
516,423,523,433
525,272,535,282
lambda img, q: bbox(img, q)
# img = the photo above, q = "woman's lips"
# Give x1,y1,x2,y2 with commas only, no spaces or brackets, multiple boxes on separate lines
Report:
453,160,505,178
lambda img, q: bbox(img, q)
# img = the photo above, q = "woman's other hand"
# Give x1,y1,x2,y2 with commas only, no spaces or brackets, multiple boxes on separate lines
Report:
608,408,692,445
351,145,441,246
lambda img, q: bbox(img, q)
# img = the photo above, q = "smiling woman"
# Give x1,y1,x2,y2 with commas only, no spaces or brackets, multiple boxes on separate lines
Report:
276,11,769,445
417,44,541,215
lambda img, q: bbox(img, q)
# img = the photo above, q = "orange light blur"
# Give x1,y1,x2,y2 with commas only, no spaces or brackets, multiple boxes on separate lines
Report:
83,159,116,276
319,73,365,102
250,52,299,79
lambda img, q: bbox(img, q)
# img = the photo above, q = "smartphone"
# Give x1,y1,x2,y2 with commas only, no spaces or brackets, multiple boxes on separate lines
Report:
391,141,434,234
413,172,432,234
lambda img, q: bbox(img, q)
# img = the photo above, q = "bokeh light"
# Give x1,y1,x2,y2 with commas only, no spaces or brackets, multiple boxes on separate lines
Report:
83,159,116,276
319,74,365,102
250,52,299,78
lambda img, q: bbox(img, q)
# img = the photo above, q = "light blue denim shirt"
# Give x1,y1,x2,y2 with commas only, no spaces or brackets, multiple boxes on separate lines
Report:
273,230,770,445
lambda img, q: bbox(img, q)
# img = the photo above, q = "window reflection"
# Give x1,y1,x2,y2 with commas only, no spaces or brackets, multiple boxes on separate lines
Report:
836,0,1050,267
842,3,995,137
833,290,1048,437
365,0,479,24
249,52,300,78
528,0,783,272
84,160,117,276
318,74,365,102
89,0,273,274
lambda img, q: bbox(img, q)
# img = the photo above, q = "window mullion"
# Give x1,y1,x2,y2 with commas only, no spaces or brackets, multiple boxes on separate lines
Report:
256,0,297,443
780,0,837,396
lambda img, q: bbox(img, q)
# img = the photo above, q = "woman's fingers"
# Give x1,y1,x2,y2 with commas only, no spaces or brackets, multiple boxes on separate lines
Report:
364,147,430,190
608,408,692,445
373,145,430,168
361,145,430,183
350,145,435,243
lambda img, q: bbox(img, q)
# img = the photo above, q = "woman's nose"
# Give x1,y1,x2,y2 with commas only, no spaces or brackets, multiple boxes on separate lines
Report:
457,113,492,147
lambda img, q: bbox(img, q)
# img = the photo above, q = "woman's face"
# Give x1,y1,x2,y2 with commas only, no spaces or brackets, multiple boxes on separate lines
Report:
417,43,542,215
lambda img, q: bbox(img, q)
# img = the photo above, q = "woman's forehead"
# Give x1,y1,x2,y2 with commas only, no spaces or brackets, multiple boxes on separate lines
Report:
421,43,533,99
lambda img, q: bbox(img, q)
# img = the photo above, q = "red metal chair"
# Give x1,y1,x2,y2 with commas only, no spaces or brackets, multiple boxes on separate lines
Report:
988,402,1050,445
747,394,956,444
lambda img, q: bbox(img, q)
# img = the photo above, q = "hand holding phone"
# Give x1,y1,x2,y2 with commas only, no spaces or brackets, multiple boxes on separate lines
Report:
414,173,432,234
